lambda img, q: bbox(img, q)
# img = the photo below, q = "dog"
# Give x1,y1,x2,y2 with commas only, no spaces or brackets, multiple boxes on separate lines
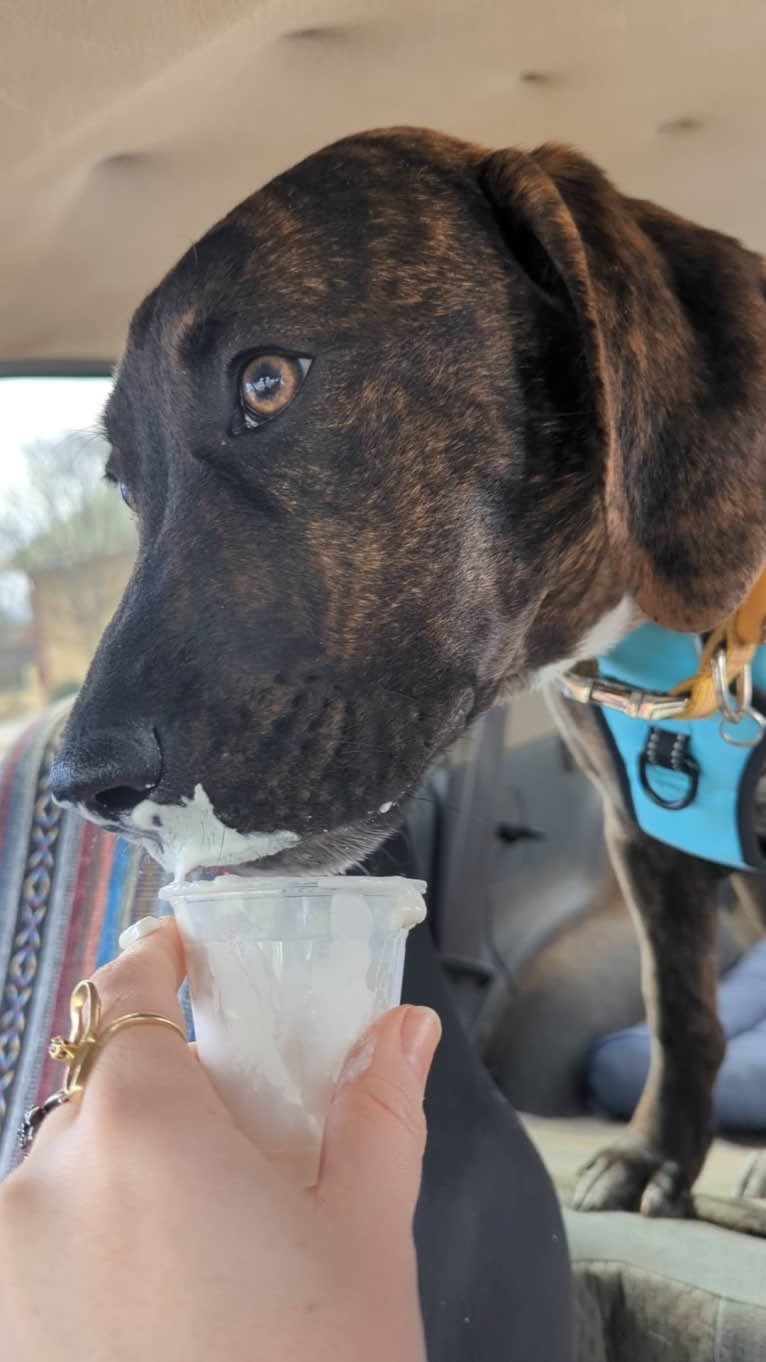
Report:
50,126,766,1218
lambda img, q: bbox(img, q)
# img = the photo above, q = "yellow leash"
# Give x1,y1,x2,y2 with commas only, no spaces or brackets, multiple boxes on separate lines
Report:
672,565,766,719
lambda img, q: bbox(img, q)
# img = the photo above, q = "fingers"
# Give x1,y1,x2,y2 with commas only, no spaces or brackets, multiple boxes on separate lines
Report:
317,1006,441,1248
93,913,187,1035
43,917,196,1139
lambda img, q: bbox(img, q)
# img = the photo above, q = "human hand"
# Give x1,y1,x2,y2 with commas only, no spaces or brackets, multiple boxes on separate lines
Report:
1,918,440,1362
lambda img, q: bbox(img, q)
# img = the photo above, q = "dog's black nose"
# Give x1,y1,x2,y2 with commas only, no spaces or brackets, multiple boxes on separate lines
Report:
50,724,162,820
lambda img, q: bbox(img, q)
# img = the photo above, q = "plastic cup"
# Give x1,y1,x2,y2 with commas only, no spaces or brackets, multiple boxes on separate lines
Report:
160,875,426,1185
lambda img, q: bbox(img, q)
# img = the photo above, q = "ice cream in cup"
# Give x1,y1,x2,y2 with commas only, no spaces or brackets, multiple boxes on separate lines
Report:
160,875,427,1185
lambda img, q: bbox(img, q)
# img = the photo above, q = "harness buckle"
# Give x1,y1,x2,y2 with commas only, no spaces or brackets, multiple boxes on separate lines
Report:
557,671,688,722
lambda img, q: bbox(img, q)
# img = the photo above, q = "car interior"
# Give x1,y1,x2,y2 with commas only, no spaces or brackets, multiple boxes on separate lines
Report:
2,3,766,1358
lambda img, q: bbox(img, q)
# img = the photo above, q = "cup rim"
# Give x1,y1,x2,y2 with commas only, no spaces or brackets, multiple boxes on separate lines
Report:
160,873,427,903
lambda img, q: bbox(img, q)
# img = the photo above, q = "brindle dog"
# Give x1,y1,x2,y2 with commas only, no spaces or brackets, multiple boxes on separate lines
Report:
51,128,766,1216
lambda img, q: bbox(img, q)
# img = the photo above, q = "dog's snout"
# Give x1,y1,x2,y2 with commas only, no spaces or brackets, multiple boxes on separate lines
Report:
51,724,162,821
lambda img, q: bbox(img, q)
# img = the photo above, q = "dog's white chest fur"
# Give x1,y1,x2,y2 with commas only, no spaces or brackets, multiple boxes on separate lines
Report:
531,596,638,691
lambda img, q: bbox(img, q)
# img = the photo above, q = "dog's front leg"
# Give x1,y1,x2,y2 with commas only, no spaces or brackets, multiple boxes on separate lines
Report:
572,811,725,1217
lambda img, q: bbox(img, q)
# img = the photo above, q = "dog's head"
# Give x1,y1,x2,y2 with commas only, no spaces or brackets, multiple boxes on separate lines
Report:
51,128,766,876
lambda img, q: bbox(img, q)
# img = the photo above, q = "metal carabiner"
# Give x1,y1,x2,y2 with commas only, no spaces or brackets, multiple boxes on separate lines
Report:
711,649,766,748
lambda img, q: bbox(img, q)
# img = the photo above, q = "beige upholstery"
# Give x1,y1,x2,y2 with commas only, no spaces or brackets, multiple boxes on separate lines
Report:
524,1118,766,1360
566,1209,766,1362
2,1,766,363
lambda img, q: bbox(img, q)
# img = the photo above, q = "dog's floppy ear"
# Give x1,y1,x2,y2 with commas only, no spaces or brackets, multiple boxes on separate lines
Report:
481,143,766,632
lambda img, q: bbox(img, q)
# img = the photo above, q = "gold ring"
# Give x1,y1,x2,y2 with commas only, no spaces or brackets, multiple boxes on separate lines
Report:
19,980,186,1154
49,979,186,1096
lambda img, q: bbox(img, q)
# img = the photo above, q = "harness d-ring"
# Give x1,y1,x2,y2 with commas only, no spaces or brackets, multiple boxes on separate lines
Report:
638,728,701,811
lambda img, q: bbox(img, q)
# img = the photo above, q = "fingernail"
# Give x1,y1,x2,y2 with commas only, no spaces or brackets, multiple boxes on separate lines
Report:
401,1007,442,1082
119,916,163,951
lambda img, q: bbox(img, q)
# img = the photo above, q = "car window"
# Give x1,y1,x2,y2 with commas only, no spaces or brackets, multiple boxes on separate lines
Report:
0,375,136,758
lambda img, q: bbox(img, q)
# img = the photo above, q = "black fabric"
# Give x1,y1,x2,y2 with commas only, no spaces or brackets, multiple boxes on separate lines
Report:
364,831,575,1362
737,686,766,872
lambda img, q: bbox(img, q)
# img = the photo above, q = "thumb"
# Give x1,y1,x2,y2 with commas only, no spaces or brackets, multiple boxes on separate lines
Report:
316,1006,441,1245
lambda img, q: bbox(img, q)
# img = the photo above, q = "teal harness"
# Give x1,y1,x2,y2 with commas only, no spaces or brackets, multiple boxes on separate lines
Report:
594,625,766,873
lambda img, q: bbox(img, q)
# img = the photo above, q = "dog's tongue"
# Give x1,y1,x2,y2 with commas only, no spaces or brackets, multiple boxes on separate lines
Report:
185,867,219,883
181,862,255,886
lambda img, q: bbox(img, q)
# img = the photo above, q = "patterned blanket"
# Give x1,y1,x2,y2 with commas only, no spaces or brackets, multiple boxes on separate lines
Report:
0,705,166,1179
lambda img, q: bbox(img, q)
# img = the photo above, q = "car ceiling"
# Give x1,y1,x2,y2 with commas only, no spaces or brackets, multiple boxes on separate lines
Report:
2,0,765,364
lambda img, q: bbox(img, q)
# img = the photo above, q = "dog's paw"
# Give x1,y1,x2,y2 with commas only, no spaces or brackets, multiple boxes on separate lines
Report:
571,1141,694,1217
737,1150,766,1199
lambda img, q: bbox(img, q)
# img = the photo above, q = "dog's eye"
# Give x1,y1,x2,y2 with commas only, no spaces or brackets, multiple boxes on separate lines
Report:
118,482,135,512
239,353,311,425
